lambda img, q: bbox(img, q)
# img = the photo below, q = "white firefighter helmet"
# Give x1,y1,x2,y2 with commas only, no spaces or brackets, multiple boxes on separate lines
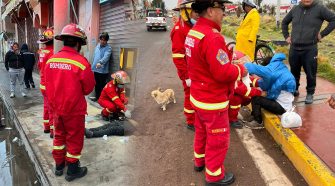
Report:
242,0,257,8
281,108,302,128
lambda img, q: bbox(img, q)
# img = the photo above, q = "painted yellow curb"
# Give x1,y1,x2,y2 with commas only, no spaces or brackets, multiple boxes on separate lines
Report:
262,110,335,186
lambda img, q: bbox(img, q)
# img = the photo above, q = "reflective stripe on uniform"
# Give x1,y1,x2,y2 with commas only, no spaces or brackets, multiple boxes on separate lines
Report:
252,78,258,87
230,104,241,109
40,84,46,90
106,108,112,113
121,91,126,94
244,87,251,97
234,64,241,81
53,145,65,150
184,108,195,114
172,53,185,58
50,125,54,130
41,50,50,54
46,58,86,70
112,96,119,101
43,119,49,123
194,152,205,158
66,152,81,159
190,95,229,111
189,30,205,40
206,167,222,176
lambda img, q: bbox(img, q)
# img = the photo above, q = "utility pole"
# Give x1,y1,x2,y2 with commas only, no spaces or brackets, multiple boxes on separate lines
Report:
276,0,281,29
54,0,70,52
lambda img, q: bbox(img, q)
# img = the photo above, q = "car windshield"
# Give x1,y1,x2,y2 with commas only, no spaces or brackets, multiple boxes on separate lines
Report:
148,12,164,17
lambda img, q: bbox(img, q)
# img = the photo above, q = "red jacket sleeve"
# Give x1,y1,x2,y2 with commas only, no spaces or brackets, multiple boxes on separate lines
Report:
234,81,262,97
205,35,244,83
80,60,95,95
171,25,189,80
119,88,128,105
105,85,126,111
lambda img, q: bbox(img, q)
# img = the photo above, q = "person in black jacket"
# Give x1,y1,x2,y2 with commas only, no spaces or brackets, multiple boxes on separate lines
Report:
21,44,36,89
282,0,335,104
5,42,26,98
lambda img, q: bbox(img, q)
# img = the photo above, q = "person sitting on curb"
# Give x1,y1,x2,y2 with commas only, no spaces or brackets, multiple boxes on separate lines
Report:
98,70,132,121
229,51,262,129
327,94,335,109
243,53,296,129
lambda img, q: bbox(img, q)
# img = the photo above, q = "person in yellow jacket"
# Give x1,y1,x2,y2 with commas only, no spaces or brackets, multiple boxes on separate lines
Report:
235,0,260,61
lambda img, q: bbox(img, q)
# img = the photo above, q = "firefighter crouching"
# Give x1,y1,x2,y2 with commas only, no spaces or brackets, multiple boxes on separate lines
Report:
98,70,132,121
38,28,55,138
171,0,199,131
185,0,248,185
44,23,95,182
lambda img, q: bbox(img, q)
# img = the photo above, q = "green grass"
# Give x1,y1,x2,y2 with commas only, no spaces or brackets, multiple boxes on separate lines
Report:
318,62,335,84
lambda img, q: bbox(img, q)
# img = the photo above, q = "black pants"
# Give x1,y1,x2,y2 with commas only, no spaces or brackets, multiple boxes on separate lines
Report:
289,46,318,95
94,72,109,99
251,96,286,124
24,69,35,88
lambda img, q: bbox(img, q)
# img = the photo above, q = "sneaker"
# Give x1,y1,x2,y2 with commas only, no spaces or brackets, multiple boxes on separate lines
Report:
244,120,264,129
305,94,313,104
21,92,27,97
293,90,300,97
10,93,15,98
25,87,30,90
239,107,254,122
31,84,35,88
89,96,97,102
230,121,243,129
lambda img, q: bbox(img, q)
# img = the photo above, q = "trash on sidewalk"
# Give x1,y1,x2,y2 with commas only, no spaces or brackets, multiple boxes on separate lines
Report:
103,135,108,140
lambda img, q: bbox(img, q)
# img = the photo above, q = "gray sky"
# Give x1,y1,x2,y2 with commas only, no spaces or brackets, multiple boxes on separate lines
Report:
165,0,295,9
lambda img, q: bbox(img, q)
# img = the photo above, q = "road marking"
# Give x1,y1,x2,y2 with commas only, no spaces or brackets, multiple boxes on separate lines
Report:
236,128,293,186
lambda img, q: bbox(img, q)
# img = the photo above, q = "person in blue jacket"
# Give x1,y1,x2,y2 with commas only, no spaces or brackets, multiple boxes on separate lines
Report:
90,32,112,101
243,53,296,129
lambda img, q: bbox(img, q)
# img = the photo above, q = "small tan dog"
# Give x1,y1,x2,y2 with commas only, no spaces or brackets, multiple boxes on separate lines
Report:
151,88,176,111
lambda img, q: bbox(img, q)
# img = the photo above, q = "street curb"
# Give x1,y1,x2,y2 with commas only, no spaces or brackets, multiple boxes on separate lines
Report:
262,110,335,186
0,91,50,186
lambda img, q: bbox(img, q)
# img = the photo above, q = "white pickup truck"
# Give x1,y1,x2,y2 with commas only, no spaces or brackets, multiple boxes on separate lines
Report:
146,11,167,32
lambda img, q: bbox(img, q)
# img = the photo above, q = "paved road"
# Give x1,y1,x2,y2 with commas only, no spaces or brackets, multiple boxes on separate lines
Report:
127,19,307,186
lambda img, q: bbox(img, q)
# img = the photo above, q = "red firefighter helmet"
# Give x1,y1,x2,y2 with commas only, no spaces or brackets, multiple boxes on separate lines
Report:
111,70,130,84
55,23,87,45
38,28,54,44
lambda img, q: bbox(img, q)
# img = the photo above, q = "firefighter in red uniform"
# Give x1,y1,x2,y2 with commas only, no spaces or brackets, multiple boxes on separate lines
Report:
98,70,132,120
184,0,247,185
38,28,55,138
44,23,95,182
170,0,199,130
229,51,261,128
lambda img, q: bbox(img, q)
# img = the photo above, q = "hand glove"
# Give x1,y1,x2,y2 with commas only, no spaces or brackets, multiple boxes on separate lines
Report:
124,110,132,119
185,79,191,87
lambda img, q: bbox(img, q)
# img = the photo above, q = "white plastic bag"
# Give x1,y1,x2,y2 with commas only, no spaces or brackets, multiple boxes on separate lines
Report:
281,106,302,128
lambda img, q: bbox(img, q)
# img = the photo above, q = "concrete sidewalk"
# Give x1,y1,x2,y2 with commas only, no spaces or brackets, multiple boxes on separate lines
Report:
0,66,136,186
262,74,335,186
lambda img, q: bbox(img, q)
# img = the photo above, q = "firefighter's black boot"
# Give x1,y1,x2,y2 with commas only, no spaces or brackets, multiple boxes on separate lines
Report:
65,161,87,182
54,162,65,176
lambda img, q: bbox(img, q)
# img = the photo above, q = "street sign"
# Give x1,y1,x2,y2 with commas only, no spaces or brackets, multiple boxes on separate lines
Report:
291,0,297,4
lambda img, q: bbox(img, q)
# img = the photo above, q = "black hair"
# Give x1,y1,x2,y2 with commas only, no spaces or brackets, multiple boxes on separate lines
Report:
12,42,19,48
262,56,273,66
63,36,82,47
99,32,109,41
192,2,214,14
21,43,28,52
45,40,54,46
